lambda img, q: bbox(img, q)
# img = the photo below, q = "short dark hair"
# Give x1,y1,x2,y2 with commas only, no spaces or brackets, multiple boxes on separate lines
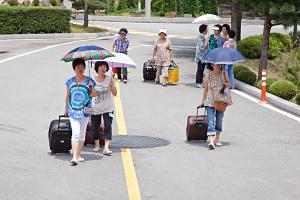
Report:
229,30,236,39
222,24,231,31
199,24,208,34
215,24,222,33
206,63,213,71
94,61,109,73
119,28,128,34
72,58,86,70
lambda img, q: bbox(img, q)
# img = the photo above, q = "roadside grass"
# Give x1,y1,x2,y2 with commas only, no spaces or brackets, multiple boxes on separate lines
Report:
70,23,107,33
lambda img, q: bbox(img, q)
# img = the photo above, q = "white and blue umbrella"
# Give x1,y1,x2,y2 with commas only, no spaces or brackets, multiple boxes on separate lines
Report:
202,47,245,65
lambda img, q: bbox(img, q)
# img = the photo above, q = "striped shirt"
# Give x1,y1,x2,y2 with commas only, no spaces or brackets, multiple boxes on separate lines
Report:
223,38,237,49
114,37,129,54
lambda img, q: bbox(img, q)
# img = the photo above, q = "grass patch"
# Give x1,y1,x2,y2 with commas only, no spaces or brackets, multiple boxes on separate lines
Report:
70,23,107,33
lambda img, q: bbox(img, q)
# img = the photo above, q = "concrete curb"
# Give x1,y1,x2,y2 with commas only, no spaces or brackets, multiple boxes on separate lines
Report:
0,32,112,40
75,15,265,25
235,80,300,117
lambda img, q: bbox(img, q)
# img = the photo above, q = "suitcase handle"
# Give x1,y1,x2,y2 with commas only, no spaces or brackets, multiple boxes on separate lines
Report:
196,106,206,119
58,115,70,132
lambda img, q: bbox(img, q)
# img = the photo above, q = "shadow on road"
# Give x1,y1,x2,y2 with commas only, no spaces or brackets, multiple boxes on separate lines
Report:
185,141,231,149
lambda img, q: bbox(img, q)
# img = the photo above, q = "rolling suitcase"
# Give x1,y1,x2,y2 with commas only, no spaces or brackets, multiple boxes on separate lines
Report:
85,122,105,146
186,107,208,142
48,115,72,154
143,60,156,81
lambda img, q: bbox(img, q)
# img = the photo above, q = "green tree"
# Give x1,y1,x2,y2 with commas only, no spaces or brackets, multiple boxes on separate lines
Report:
8,0,18,6
240,0,300,80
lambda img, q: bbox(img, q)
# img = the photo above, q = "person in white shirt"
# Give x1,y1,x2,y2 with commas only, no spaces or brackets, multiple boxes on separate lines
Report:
223,30,237,89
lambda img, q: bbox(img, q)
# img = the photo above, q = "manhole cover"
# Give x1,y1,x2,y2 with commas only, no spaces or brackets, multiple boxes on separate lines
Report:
110,135,170,149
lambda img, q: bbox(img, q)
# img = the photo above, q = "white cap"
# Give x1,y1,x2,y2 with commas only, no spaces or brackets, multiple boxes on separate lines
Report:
158,29,167,35
212,26,220,31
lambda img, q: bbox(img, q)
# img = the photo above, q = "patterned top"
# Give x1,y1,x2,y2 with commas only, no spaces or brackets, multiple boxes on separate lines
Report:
204,73,228,107
208,34,225,51
65,76,96,119
195,33,208,63
93,76,115,115
114,37,129,54
154,38,172,67
223,38,237,49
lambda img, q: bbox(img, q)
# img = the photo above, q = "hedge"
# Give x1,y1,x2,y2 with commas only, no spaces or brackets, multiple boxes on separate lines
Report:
295,93,300,105
235,70,257,86
256,79,276,92
233,64,250,77
237,33,290,59
0,6,71,34
269,80,297,100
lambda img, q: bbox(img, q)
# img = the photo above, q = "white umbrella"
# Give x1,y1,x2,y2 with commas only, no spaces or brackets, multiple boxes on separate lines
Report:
92,52,137,68
192,14,222,24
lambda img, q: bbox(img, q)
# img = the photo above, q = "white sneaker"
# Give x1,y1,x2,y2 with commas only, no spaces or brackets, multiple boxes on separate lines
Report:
70,159,78,166
78,157,85,162
103,149,112,156
215,142,222,146
196,84,202,88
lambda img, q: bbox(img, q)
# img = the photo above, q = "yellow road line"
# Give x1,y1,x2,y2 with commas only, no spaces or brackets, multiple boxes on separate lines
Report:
114,81,142,200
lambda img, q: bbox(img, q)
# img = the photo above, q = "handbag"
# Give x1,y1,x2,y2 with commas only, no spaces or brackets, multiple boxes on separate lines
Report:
208,72,229,112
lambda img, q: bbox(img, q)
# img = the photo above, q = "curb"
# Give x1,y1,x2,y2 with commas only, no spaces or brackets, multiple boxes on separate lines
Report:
235,80,300,117
0,32,112,40
75,15,265,25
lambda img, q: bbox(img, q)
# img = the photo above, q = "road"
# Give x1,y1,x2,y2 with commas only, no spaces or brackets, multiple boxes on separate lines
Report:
0,22,299,200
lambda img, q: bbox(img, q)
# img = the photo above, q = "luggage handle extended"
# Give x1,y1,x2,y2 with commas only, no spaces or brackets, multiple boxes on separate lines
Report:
195,106,206,128
58,115,70,132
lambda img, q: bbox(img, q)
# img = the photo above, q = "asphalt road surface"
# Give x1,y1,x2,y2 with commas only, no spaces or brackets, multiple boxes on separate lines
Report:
0,23,299,200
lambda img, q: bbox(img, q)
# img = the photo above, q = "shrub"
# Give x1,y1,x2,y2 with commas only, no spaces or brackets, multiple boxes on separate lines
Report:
270,33,292,52
269,80,297,100
237,36,262,59
235,70,257,86
32,0,40,6
8,0,18,6
50,0,57,6
295,93,300,105
0,7,71,34
256,79,276,92
237,34,286,59
233,64,250,77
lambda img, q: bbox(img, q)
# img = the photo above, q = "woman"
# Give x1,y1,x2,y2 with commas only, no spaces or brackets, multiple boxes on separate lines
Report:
153,29,173,87
208,24,225,51
200,64,230,150
195,24,209,88
221,24,231,41
64,58,96,166
91,61,117,156
112,28,129,83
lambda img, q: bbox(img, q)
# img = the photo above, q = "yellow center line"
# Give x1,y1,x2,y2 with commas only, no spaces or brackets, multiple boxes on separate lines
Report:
114,77,142,200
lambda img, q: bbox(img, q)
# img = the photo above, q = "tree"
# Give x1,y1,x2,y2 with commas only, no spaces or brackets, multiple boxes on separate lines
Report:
231,0,242,41
240,0,300,80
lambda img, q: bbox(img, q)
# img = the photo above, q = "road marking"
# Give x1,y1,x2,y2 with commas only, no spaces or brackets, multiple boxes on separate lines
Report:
232,90,300,122
114,81,142,200
0,36,114,64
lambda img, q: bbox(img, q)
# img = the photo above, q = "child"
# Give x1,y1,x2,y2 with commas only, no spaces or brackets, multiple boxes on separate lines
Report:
223,30,237,89
112,28,130,83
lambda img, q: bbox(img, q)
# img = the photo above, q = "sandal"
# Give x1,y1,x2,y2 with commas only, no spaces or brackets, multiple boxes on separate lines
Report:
162,83,167,87
103,149,112,156
93,147,100,152
70,159,78,166
208,143,215,150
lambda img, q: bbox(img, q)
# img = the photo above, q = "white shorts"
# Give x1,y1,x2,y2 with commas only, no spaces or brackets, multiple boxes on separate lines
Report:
69,117,89,141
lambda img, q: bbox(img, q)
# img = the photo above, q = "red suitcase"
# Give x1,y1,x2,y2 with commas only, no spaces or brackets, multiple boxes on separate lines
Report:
186,107,208,142
85,122,105,146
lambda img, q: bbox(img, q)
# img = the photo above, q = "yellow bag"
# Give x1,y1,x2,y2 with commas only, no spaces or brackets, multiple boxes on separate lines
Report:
167,67,179,84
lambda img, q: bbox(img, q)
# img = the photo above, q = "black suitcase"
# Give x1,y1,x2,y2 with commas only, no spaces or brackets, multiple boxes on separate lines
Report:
143,60,156,81
186,107,208,142
48,115,72,154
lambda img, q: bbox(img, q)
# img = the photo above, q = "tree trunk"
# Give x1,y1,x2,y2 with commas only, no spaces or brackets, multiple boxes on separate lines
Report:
293,22,298,42
145,0,151,17
83,0,88,28
231,1,242,41
258,17,272,80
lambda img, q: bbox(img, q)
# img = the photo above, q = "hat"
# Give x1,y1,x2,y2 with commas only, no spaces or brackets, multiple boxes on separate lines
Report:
212,26,220,31
158,29,167,35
